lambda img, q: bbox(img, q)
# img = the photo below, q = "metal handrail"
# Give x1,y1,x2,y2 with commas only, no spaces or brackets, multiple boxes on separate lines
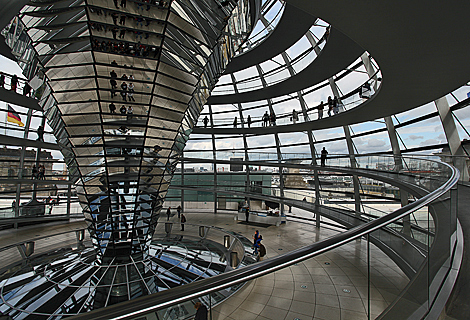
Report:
68,160,459,320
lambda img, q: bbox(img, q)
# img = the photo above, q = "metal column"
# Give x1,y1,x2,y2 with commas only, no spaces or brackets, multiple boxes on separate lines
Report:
328,79,361,213
435,96,469,181
230,74,251,210
362,53,410,234
14,108,34,227
209,105,217,214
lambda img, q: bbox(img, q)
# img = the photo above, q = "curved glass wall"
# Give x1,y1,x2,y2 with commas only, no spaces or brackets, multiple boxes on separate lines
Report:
0,0,468,318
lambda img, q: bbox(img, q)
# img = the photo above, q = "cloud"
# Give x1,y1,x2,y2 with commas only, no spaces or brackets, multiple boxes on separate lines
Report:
354,138,365,145
367,138,386,148
437,133,446,140
420,139,439,146
408,134,423,140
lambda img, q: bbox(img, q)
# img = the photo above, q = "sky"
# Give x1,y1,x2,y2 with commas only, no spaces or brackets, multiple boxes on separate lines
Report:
2,0,470,171
0,55,64,169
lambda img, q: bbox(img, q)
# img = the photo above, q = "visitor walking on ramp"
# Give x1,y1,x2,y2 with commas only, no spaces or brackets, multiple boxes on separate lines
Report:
180,213,186,231
176,205,182,218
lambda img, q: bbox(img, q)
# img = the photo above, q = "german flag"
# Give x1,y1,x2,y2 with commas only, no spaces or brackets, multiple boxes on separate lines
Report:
7,105,24,127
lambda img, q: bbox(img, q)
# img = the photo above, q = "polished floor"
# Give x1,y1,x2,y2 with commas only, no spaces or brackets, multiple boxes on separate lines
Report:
0,208,408,320
174,208,407,320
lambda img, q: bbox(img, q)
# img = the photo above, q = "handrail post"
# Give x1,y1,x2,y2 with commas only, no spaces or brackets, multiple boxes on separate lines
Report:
66,184,71,218
181,155,185,213
314,167,321,228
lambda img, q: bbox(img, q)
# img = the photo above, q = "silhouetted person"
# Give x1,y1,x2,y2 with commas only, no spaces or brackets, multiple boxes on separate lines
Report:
318,101,324,119
120,82,127,101
292,109,298,123
177,205,182,218
111,28,118,39
38,164,45,180
166,207,171,220
23,83,32,97
180,213,186,231
127,106,133,120
37,125,44,141
128,82,135,101
111,13,118,25
10,74,18,92
247,115,251,128
233,116,237,128
32,165,38,179
321,147,328,166
109,103,116,113
203,115,209,128
262,111,269,127
270,111,276,126
327,96,333,117
333,96,339,115
110,78,117,90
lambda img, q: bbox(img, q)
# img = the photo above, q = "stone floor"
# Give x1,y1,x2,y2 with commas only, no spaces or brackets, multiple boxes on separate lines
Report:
0,207,409,320
178,208,408,320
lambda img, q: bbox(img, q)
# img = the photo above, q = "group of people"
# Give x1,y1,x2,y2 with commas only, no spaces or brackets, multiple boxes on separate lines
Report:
110,71,136,102
45,196,60,214
201,96,346,129
165,205,186,230
202,115,256,128
316,96,342,119
0,72,32,97
231,115,253,128
262,111,276,127
109,103,134,118
32,164,46,180
92,38,159,58
111,0,169,10
89,0,162,58
91,22,152,41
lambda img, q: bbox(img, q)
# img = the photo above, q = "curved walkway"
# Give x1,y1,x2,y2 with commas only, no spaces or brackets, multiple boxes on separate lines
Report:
0,87,42,112
71,157,458,320
0,210,406,320
276,0,470,130
223,4,317,75
0,133,63,150
207,27,364,105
